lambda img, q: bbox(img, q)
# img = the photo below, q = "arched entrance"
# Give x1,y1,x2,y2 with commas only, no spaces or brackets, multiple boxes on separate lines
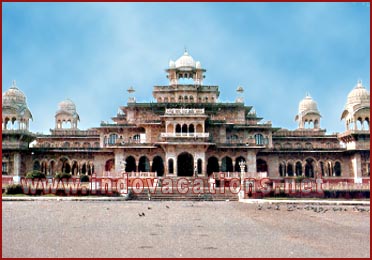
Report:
125,156,136,172
152,156,164,176
177,152,194,177
256,159,268,173
207,156,219,176
138,156,150,172
221,156,233,172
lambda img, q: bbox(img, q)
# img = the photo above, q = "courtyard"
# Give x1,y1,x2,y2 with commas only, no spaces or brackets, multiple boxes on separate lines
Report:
2,200,370,258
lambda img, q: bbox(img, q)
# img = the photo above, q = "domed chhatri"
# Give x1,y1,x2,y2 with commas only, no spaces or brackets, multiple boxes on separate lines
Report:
166,50,205,86
55,98,80,130
295,93,321,130
341,80,370,131
2,80,33,131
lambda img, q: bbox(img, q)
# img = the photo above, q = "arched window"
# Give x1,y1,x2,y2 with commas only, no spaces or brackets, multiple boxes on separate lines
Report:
168,159,174,174
182,124,187,133
334,162,341,177
295,162,302,176
176,124,181,133
189,124,195,133
108,133,118,145
133,134,140,143
254,134,264,145
33,161,41,171
287,163,294,176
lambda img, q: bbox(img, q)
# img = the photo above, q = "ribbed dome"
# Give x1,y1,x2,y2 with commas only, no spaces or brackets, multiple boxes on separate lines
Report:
346,80,369,108
2,81,27,107
57,99,77,114
298,94,319,114
175,51,196,68
2,81,32,120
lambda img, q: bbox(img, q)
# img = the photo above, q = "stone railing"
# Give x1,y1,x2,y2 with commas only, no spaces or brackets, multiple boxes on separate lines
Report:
165,108,205,115
212,172,267,179
127,172,157,178
160,133,209,138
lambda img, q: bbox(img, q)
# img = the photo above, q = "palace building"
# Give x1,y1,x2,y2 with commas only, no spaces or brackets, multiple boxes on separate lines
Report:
2,51,370,183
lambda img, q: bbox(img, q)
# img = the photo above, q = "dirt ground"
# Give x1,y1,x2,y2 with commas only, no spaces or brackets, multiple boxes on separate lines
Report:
2,200,370,258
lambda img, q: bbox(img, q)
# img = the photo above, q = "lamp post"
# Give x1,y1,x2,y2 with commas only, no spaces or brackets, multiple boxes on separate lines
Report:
238,160,246,199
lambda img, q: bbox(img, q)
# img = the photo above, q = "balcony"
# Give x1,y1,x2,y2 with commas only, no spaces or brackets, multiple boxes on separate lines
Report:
160,132,210,138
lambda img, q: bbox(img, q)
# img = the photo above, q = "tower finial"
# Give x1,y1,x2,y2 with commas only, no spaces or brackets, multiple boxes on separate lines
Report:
184,46,188,54
12,80,16,87
357,79,363,87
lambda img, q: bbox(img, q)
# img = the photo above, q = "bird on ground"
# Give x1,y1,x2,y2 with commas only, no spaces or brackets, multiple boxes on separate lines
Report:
148,207,152,210
275,205,280,210
166,205,170,209
257,205,263,210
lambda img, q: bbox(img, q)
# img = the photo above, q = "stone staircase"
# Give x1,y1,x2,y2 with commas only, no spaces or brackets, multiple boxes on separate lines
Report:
129,188,239,201
127,177,239,201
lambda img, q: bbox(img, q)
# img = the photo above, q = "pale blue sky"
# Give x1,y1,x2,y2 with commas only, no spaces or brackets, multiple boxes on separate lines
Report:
2,2,370,134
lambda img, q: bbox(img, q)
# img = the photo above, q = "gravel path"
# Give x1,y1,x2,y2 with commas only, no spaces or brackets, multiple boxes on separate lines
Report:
2,201,370,258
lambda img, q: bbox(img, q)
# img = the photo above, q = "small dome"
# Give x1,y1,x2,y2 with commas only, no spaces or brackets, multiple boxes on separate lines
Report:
175,50,196,68
2,81,32,120
2,81,27,107
57,98,77,115
298,94,319,114
346,80,369,108
195,61,202,69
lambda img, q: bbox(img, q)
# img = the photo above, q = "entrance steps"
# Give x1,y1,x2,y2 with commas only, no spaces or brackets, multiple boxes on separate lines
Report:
128,187,239,201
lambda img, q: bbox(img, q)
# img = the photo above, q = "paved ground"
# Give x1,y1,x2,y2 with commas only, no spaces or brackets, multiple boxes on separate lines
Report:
2,201,370,258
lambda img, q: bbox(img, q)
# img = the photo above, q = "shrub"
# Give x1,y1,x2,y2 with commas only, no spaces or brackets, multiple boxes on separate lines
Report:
79,174,90,182
5,184,24,195
55,172,72,179
25,170,46,179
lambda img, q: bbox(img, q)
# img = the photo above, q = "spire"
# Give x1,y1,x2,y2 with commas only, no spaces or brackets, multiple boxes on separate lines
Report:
356,79,363,88
11,80,17,88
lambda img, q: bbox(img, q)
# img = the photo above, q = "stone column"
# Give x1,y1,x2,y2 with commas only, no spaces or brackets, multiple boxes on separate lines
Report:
114,150,125,175
352,154,362,179
246,151,257,173
13,153,21,184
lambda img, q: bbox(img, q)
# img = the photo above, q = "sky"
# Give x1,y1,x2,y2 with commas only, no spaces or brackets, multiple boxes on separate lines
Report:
2,2,370,134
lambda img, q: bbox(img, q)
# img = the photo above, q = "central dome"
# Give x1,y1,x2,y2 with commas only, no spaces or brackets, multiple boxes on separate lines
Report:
175,51,196,68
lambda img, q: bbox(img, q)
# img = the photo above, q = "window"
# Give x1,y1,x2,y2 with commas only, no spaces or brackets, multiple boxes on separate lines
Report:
254,134,264,145
108,134,118,145
2,162,8,175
